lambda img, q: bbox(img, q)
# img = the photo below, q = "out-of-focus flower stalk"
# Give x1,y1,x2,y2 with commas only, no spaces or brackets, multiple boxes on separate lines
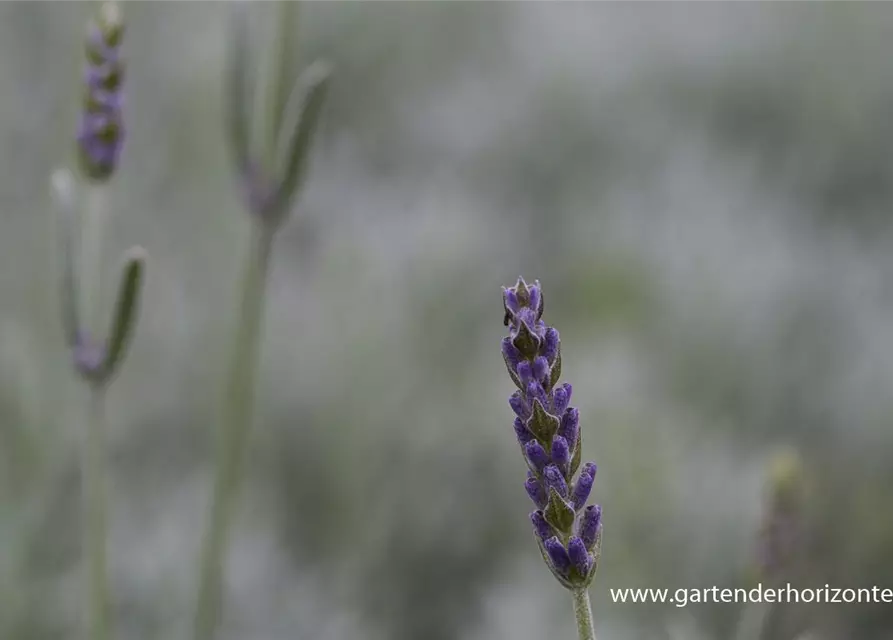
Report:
193,3,330,639
54,4,146,640
192,220,273,640
734,449,807,640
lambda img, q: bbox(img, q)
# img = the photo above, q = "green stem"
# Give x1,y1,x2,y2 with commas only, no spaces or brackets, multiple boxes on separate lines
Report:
84,384,109,640
572,588,596,640
193,221,274,640
81,185,108,337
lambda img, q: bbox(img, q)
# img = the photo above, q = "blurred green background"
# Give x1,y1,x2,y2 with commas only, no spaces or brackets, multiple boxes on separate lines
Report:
1,2,892,639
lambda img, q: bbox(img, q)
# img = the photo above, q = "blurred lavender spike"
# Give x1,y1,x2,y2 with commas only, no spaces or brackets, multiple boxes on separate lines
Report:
77,1,125,182
501,277,603,592
757,449,807,583
226,1,332,228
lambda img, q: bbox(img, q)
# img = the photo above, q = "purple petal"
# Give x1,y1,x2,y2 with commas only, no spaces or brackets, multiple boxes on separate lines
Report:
502,338,522,372
526,381,548,409
528,285,541,314
568,536,592,576
504,289,520,314
581,462,597,480
572,471,593,510
530,510,553,540
544,537,571,576
552,384,571,416
579,505,602,550
543,464,568,499
532,356,549,384
525,474,547,509
542,328,559,363
524,440,549,472
558,407,579,450
517,360,533,386
513,418,533,445
551,436,570,472
509,392,530,420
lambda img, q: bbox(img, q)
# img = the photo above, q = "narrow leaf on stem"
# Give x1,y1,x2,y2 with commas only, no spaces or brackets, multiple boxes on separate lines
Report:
100,246,146,382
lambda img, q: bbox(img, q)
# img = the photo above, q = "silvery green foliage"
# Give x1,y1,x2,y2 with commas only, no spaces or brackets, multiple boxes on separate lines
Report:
502,277,602,590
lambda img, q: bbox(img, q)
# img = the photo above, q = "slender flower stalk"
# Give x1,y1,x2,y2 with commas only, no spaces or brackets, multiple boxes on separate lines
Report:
733,449,807,640
501,278,603,640
192,222,273,640
572,587,596,640
193,3,331,639
53,4,146,640
83,384,109,640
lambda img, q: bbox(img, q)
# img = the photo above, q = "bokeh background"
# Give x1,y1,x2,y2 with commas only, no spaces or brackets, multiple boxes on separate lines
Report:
1,2,892,639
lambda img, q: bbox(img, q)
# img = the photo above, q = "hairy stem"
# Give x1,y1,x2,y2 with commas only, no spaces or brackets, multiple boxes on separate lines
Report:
572,588,597,640
193,221,274,640
84,384,109,640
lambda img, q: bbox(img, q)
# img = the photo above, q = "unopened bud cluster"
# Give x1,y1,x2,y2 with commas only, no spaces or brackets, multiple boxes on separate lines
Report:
502,278,602,589
77,2,125,181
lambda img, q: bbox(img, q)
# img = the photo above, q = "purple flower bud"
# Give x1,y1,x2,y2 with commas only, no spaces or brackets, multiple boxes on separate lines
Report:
572,471,593,510
513,417,533,446
502,338,522,373
579,505,602,550
558,407,579,450
552,383,572,416
543,464,568,499
525,440,550,472
568,536,592,576
517,360,533,386
530,510,553,541
581,462,597,480
504,289,520,314
551,435,570,473
517,307,538,329
526,381,548,409
525,474,547,509
528,284,541,316
542,327,559,363
532,356,549,384
544,537,571,576
509,392,530,420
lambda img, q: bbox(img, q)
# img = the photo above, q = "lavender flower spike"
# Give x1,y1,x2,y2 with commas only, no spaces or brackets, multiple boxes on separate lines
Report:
77,2,125,182
501,277,603,596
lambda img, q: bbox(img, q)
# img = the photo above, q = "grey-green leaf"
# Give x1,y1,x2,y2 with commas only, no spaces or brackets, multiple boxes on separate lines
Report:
544,487,575,534
527,399,560,444
100,246,146,382
549,349,562,388
275,60,332,212
512,320,540,359
569,431,582,479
